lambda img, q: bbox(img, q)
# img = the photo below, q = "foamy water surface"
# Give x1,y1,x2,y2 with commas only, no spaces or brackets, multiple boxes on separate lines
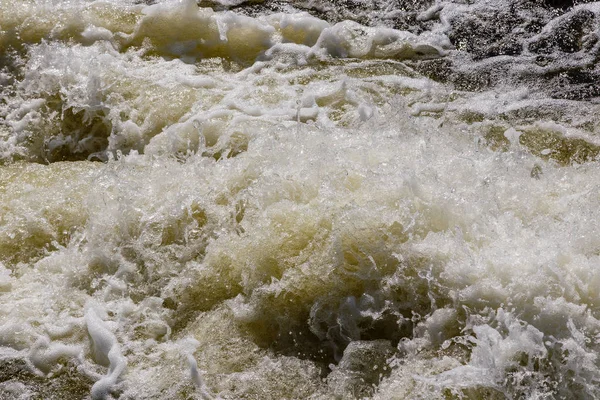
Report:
1,0,600,398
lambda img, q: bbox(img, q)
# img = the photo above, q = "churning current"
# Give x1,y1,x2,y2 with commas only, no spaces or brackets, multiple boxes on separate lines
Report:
1,0,600,398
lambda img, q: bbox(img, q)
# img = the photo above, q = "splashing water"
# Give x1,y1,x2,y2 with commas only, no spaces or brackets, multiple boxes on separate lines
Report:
1,0,600,398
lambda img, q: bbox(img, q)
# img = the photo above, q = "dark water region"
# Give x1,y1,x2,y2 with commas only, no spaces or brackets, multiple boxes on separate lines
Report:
200,0,600,100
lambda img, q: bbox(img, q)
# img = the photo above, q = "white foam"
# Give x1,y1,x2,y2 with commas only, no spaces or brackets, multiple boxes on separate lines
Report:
2,0,600,398
0,263,12,292
178,338,214,399
29,336,82,374
86,307,127,400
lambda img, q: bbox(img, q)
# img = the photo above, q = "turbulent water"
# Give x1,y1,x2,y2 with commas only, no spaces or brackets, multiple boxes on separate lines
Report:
1,0,600,398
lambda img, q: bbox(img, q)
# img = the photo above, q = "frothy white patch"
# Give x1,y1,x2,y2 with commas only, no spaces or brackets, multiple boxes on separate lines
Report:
86,307,126,399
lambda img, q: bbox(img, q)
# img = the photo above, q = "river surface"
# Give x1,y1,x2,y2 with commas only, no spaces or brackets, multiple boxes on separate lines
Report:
1,0,600,398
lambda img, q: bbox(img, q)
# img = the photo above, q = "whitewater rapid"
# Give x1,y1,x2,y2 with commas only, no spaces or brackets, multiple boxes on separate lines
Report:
2,0,600,398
